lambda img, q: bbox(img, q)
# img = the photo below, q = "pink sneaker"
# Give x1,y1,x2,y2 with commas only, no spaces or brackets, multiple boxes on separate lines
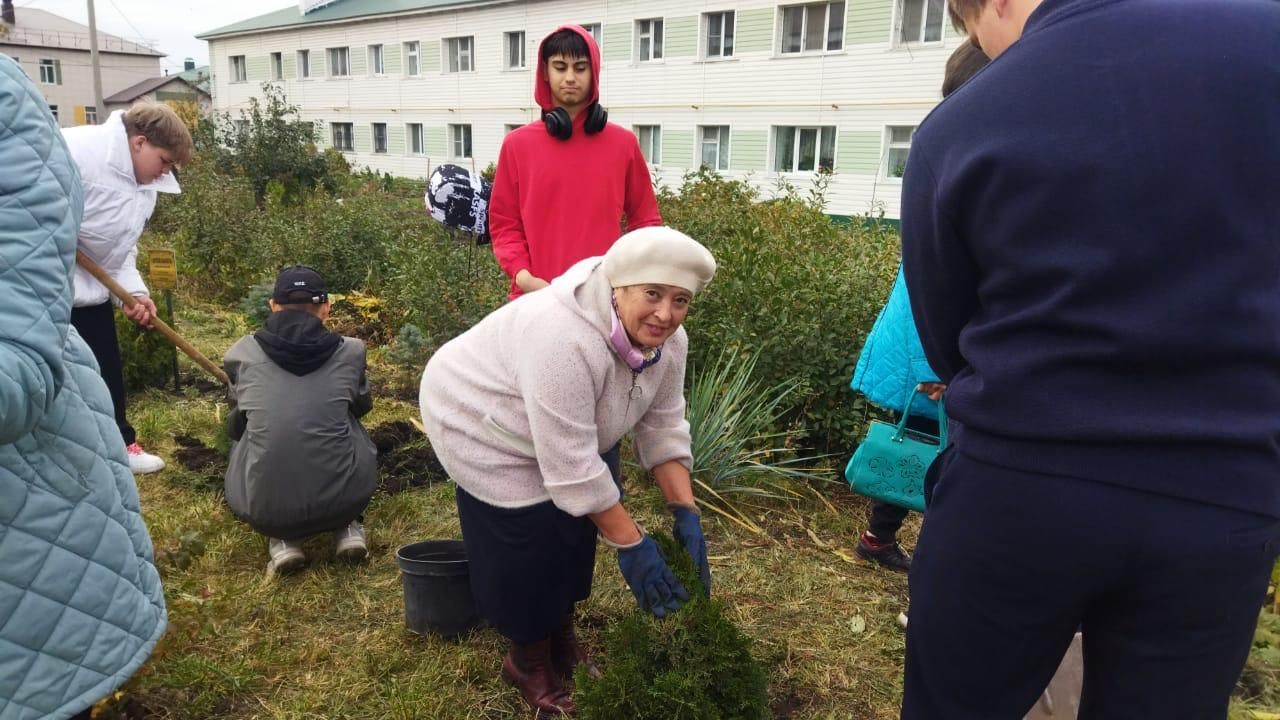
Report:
126,442,165,474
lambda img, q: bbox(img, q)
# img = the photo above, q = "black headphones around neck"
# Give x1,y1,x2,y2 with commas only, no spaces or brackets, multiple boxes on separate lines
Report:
542,102,609,141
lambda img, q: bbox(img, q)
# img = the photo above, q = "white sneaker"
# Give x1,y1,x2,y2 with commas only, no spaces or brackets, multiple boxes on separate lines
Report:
126,443,165,474
334,520,368,561
897,611,909,629
268,538,306,574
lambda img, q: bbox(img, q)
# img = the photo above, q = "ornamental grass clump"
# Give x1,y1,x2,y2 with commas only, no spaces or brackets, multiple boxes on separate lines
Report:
575,533,769,720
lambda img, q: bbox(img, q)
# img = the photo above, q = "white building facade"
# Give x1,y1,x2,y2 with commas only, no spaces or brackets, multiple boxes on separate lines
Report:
201,0,961,219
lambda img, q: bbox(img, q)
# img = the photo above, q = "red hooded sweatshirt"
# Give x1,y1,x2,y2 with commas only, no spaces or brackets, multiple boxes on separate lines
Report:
489,24,662,300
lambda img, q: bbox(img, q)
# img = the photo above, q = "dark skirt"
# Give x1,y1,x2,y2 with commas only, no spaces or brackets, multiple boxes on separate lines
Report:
455,485,598,643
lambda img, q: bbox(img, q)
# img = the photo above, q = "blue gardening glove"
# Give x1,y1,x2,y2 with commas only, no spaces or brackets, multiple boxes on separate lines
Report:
617,535,689,618
671,504,711,595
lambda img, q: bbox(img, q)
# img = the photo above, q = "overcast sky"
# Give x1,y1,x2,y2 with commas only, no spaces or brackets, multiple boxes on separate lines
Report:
15,0,296,74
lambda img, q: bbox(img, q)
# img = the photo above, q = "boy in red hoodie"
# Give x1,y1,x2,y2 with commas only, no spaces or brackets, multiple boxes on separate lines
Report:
489,25,661,300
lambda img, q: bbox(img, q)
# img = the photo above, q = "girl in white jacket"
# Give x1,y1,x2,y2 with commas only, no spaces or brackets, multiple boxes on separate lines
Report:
61,101,192,474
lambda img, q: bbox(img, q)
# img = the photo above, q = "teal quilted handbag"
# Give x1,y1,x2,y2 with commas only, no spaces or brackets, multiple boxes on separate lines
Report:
845,386,947,513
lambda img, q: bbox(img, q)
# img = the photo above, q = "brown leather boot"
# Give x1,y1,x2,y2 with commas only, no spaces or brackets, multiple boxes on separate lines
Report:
500,639,576,715
550,613,601,683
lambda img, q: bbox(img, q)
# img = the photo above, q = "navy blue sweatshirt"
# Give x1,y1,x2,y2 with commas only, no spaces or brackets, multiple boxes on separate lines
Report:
901,0,1280,517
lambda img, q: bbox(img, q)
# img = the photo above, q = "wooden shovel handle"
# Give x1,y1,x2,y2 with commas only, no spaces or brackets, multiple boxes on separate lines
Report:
75,250,230,386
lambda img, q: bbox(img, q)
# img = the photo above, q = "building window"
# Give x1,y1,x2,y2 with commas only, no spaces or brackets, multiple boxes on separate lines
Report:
637,18,664,62
371,122,388,153
368,44,385,75
332,122,354,151
635,125,662,164
505,31,526,70
450,124,473,158
898,0,945,44
85,106,98,125
39,58,61,85
884,125,915,178
780,2,845,54
405,41,420,76
328,47,351,77
49,104,58,122
408,123,424,154
704,11,735,59
270,52,283,80
699,125,730,170
579,23,602,44
504,123,524,134
773,126,836,172
446,37,474,73
297,49,311,79
230,55,247,82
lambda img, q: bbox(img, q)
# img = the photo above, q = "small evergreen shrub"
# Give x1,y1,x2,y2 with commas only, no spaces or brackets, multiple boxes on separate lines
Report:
386,324,430,369
576,532,769,720
114,312,175,392
239,282,273,328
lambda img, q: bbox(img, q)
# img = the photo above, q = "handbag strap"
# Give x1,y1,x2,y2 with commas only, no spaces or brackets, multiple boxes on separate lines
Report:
894,384,948,448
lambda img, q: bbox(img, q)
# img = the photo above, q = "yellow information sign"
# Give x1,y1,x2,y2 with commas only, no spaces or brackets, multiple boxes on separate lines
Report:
149,248,178,290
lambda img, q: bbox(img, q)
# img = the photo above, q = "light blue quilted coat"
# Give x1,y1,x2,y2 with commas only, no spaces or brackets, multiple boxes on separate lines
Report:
851,266,941,418
0,54,165,720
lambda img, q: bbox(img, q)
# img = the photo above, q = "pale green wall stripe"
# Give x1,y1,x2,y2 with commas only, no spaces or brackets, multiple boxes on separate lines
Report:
733,129,767,171
422,40,441,73
847,0,894,44
664,16,697,58
246,56,269,81
350,46,367,75
384,43,402,74
310,50,325,77
735,8,774,53
663,129,694,167
604,22,631,63
388,125,405,154
282,52,296,77
354,125,371,153
425,126,446,157
836,130,881,174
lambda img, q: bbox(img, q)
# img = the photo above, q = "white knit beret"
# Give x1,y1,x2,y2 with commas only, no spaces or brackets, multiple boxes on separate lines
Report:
603,226,717,294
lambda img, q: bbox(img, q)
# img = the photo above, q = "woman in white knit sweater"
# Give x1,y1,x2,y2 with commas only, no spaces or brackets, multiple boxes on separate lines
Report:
419,226,716,716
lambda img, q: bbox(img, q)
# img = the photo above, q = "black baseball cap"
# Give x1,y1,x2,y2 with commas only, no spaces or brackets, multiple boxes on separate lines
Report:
272,265,328,304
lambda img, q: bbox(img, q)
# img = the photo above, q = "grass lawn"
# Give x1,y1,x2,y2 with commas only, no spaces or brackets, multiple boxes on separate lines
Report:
92,300,1280,719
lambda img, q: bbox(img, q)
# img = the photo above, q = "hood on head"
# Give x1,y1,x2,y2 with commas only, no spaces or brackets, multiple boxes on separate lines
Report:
535,24,602,113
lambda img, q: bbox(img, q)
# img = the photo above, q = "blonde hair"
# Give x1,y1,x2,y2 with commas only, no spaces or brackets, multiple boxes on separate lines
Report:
123,102,194,166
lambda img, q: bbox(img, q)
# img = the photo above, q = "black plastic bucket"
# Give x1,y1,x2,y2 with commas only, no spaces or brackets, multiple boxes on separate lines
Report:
395,540,480,637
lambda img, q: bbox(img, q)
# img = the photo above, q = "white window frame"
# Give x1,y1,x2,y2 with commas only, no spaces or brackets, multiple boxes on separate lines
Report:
637,18,665,62
699,125,730,171
703,11,736,59
368,44,385,75
634,125,662,165
38,58,57,84
297,50,311,79
895,0,946,46
85,106,98,125
883,125,916,179
504,31,527,70
269,52,283,80
332,122,354,151
408,123,425,154
327,47,351,77
404,41,421,76
772,125,837,173
372,122,388,153
579,23,602,44
504,123,524,135
778,1,846,55
48,104,58,123
450,123,473,158
230,55,247,82
445,36,474,73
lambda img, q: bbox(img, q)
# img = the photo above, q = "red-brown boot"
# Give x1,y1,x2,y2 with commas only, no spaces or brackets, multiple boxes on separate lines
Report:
501,639,576,715
550,613,601,684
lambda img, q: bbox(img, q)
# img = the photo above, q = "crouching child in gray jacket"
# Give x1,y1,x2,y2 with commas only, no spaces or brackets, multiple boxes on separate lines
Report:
223,266,378,574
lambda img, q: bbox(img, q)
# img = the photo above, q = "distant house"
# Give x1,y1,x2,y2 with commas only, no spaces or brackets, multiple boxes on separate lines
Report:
105,75,212,115
177,58,211,94
0,1,164,126
198,0,963,219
